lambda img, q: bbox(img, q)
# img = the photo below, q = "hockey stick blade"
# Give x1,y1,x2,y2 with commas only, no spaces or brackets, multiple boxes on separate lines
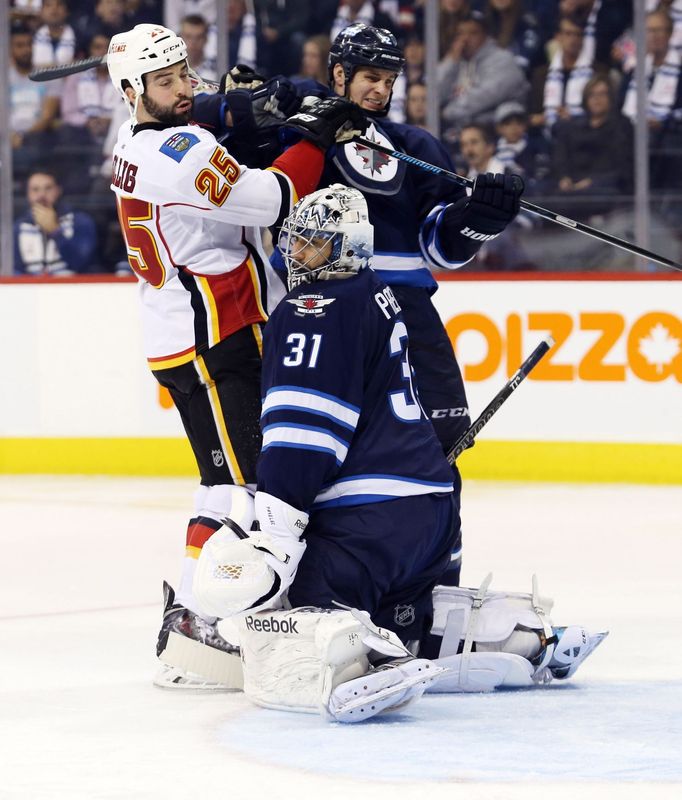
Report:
352,137,682,273
29,56,106,81
446,335,553,465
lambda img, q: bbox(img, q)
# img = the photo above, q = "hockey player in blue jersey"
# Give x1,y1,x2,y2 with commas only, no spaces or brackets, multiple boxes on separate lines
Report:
192,185,608,723
286,23,525,586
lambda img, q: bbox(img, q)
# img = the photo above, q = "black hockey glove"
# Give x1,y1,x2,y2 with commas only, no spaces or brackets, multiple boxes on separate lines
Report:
284,96,368,151
218,64,267,93
448,172,525,236
224,77,302,136
436,172,524,263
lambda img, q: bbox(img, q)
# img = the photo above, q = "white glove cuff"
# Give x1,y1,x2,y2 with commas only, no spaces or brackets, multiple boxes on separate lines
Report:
255,491,308,540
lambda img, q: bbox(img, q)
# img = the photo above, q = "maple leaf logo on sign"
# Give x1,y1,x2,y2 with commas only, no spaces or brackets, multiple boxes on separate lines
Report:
638,323,681,374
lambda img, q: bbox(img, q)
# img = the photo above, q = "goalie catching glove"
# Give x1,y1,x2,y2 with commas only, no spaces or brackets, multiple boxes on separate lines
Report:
193,492,308,617
285,96,367,150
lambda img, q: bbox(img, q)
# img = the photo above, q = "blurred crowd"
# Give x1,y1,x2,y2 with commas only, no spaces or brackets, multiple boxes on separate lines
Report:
8,0,682,274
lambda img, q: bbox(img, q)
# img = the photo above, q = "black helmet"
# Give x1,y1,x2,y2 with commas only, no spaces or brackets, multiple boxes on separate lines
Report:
328,23,405,90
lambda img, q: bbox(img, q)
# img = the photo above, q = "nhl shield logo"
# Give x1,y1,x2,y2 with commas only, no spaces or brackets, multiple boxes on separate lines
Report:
211,449,225,467
394,604,415,627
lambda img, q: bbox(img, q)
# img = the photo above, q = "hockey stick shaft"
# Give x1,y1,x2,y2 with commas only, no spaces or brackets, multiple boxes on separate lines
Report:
29,56,106,81
446,335,553,465
353,137,682,273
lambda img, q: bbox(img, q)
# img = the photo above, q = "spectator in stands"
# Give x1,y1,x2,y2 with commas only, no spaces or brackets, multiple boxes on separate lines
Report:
10,22,61,178
404,34,426,85
552,74,633,219
74,0,128,52
330,1,397,44
226,0,259,71
32,0,76,67
164,0,214,34
439,0,472,59
529,14,605,132
459,123,506,177
620,9,682,130
482,0,545,75
307,2,340,37
57,33,118,193
14,168,97,276
405,81,428,128
125,0,164,26
255,0,309,77
494,100,551,193
557,0,631,67
458,123,535,270
61,34,117,137
180,13,216,81
294,34,331,85
438,11,529,133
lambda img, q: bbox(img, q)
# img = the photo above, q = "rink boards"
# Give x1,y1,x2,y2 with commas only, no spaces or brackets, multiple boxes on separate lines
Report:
0,273,680,483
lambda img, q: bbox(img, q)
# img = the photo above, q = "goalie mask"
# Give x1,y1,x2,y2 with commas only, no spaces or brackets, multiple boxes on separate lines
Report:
328,23,405,115
279,185,373,291
107,24,188,120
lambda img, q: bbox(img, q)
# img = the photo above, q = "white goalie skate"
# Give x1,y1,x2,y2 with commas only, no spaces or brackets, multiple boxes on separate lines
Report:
540,625,609,681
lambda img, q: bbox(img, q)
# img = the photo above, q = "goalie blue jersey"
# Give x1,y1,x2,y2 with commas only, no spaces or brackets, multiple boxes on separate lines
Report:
257,269,455,513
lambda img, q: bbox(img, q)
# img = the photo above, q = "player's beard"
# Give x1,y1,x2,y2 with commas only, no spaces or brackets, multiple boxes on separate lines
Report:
141,94,194,126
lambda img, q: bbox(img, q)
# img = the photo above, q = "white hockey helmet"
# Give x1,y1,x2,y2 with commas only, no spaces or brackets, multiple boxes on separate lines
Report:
279,184,373,291
107,24,187,106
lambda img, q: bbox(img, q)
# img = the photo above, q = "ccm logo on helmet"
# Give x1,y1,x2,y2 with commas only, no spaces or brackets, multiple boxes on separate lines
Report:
244,616,299,634
163,43,182,54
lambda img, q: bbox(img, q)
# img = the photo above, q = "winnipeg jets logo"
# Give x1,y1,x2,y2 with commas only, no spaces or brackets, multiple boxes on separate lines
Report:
353,131,392,177
336,122,404,194
286,294,336,317
343,123,399,183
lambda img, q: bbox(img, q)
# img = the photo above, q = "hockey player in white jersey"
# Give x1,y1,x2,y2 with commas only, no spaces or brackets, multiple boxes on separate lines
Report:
106,24,367,689
192,185,607,723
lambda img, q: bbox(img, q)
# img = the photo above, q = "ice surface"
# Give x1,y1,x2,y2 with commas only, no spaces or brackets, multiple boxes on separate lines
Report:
1,477,681,799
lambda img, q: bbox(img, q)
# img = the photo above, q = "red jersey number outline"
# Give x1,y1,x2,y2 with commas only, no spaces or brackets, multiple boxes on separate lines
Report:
117,196,166,288
195,147,240,207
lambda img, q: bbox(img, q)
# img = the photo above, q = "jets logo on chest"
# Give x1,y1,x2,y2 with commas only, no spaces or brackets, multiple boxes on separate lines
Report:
286,295,336,317
334,122,405,195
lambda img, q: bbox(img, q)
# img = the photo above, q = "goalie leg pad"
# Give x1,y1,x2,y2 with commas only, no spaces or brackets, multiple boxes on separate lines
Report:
429,575,607,688
238,608,373,715
238,607,442,721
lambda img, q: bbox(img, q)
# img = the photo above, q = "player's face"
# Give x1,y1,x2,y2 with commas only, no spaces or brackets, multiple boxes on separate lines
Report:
290,235,333,271
347,67,397,113
138,61,194,125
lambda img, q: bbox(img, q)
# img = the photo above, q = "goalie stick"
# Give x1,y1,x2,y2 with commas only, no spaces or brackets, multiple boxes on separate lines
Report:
447,335,553,465
351,137,682,274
